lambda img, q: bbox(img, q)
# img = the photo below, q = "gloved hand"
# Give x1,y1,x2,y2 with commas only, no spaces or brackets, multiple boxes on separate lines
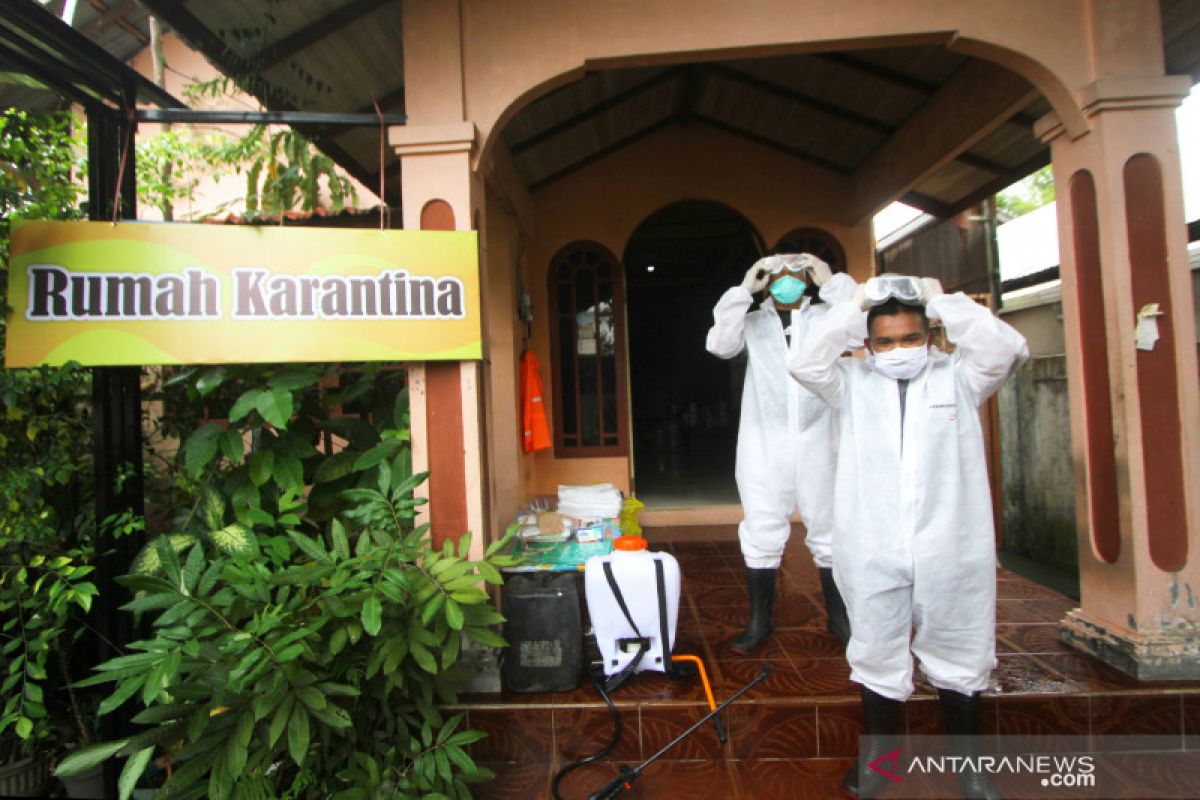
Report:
920,277,944,304
740,259,772,294
805,256,833,287
852,282,871,311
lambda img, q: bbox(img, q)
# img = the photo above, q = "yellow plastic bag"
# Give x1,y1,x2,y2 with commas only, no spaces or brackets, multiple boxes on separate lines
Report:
619,496,645,538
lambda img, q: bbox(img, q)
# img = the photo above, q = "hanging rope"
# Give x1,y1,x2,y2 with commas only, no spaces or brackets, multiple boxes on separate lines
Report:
372,94,386,231
111,96,136,225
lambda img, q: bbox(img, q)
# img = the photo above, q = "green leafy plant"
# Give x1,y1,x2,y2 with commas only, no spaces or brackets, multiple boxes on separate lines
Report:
0,360,100,756
140,65,358,224
135,128,234,221
996,163,1055,219
0,109,100,760
243,126,356,221
56,364,514,799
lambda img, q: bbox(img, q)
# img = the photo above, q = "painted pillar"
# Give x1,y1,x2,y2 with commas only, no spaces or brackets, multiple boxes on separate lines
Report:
392,0,487,558
1040,73,1200,679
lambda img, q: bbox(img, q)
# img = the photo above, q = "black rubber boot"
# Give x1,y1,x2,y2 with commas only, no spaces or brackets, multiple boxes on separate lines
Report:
844,686,904,798
818,567,851,648
729,567,776,653
939,688,1003,800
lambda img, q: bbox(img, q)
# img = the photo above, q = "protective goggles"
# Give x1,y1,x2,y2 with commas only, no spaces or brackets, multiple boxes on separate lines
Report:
759,254,811,275
863,274,923,307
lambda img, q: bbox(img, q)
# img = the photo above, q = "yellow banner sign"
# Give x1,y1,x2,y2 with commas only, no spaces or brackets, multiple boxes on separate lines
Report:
5,221,482,367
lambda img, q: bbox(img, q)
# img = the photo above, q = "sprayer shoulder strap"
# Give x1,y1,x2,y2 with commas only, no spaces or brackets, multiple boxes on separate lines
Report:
654,558,673,671
602,560,646,692
602,561,641,639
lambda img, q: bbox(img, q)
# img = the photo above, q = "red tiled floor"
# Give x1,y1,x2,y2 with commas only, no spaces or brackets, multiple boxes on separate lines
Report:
815,702,864,757
904,694,1000,737
1088,695,1183,738
472,760,548,799
1185,695,1200,746
730,757,855,799
994,696,1091,736
995,622,1075,654
726,702,818,759
637,704,729,761
989,653,1080,694
460,525,1200,798
467,706,556,762
607,758,742,798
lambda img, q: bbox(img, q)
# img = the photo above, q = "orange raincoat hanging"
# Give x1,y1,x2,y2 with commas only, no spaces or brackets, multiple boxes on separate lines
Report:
520,350,552,453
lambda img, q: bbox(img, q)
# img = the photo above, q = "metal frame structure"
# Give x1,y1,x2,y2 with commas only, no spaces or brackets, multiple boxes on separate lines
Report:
0,5,185,795
0,1,180,110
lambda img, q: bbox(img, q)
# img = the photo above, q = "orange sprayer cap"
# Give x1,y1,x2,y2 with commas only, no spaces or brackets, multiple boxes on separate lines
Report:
612,535,648,552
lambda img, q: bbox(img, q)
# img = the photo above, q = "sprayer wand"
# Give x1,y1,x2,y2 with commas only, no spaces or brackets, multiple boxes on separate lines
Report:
585,663,771,800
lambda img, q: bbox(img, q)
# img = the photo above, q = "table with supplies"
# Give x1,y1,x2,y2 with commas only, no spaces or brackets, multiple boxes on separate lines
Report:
498,484,628,692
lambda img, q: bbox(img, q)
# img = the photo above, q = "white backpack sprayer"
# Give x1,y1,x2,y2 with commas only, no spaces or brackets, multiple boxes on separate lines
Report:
551,535,771,799
584,535,680,684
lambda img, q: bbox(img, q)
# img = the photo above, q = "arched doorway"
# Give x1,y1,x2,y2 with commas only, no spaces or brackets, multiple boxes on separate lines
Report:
623,200,764,507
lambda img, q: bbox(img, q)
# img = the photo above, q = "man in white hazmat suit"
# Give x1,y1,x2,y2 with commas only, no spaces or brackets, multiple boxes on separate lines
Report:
705,252,855,654
788,275,1027,800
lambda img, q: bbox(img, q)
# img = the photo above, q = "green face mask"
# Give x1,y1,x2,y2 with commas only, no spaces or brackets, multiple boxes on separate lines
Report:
769,275,807,304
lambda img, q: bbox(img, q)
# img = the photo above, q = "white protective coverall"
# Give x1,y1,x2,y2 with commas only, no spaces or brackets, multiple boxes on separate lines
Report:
788,293,1028,700
705,272,857,569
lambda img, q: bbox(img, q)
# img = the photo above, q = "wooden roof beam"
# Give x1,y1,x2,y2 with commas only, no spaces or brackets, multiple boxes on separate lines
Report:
692,112,853,176
509,67,685,156
257,0,394,69
815,51,1038,130
899,190,953,218
815,52,940,95
943,149,1051,217
85,0,147,45
708,62,892,134
846,59,1038,225
711,63,1015,176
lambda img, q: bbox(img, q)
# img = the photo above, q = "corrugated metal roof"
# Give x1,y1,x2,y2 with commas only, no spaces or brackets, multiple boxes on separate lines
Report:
0,0,181,111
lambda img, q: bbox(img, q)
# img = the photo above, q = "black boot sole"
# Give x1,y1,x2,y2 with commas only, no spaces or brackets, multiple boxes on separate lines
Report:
729,626,773,654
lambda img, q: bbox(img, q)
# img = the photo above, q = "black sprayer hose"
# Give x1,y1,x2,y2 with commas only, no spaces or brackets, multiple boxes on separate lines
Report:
551,664,623,800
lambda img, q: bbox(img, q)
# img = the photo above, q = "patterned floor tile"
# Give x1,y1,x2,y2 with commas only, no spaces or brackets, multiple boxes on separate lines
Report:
638,703,731,761
474,531,1200,798
1089,695,1183,738
815,702,865,757
725,703,819,759
989,653,1080,694
995,696,1091,737
467,706,556,762
627,758,742,798
553,704,644,763
996,622,1074,654
471,761,548,799
730,758,857,799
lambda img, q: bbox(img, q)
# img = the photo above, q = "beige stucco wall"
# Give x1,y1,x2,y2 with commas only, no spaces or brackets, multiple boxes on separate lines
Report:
501,122,873,503
479,186,525,528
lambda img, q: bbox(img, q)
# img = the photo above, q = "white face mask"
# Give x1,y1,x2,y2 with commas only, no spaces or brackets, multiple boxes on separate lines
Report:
869,344,929,380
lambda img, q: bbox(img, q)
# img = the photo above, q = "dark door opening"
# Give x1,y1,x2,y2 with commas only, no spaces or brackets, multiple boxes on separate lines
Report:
623,201,763,507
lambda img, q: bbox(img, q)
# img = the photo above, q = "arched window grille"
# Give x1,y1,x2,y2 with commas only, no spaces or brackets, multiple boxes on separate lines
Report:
547,241,628,457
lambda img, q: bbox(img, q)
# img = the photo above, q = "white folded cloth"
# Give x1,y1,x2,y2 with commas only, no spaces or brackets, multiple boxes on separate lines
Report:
557,483,622,520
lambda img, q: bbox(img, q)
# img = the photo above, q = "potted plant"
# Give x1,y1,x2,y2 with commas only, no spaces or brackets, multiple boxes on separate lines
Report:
56,364,515,798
